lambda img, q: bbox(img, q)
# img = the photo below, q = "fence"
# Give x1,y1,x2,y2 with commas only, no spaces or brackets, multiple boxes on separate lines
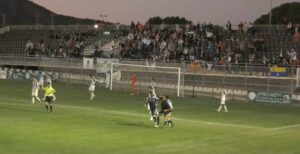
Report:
0,56,299,102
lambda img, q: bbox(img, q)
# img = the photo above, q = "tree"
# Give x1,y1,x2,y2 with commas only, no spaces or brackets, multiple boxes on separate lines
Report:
146,16,192,25
255,2,300,24
146,16,163,25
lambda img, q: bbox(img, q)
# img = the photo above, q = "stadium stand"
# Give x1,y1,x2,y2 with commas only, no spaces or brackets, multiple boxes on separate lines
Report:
0,23,299,67
0,26,120,58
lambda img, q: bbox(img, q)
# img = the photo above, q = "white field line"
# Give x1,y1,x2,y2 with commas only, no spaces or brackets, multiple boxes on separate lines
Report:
270,124,300,131
0,98,272,131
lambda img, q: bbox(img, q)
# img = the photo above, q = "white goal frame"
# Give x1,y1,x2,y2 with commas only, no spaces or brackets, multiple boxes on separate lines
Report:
110,63,182,97
297,68,300,87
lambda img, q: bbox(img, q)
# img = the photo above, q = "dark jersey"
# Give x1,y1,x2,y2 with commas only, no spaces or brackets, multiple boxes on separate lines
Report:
161,100,173,111
147,96,158,108
147,96,158,115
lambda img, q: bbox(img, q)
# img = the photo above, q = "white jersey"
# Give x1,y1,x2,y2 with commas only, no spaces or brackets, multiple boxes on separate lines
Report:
220,88,227,104
32,80,40,96
149,81,156,95
89,77,97,91
32,81,40,91
167,99,174,110
90,78,97,86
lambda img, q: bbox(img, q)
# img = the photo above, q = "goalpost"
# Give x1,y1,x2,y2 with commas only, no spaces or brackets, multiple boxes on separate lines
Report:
110,63,183,97
297,68,300,87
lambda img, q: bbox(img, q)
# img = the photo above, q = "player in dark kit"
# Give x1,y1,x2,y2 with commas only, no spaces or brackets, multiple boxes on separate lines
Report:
145,91,160,128
159,96,174,127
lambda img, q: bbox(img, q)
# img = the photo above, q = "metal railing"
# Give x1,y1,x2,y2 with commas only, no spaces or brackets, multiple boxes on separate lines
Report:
6,25,129,31
0,56,298,77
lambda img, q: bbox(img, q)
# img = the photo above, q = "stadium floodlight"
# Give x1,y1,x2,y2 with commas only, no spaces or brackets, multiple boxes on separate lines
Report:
269,0,273,24
94,24,99,29
110,63,183,97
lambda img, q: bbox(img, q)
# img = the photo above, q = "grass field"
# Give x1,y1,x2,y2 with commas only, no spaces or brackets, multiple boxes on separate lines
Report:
1,79,300,154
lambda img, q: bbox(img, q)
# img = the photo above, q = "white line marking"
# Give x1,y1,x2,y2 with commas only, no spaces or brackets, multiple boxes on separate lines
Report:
0,98,269,130
271,124,300,131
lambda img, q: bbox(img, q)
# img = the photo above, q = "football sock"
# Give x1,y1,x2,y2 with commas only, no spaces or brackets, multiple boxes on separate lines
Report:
36,97,41,102
156,117,160,125
32,97,35,104
50,106,53,112
153,116,157,123
217,105,222,112
45,105,49,111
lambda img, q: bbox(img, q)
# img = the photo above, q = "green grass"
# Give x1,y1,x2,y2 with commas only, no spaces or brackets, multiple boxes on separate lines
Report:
1,80,300,154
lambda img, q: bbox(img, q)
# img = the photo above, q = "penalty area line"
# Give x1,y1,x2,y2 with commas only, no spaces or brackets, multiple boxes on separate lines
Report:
0,98,269,131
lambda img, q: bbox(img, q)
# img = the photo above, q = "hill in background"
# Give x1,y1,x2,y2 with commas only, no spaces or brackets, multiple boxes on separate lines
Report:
255,2,300,24
0,0,105,26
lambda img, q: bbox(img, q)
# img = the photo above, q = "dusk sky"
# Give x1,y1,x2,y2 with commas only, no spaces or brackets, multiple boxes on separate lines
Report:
31,0,299,25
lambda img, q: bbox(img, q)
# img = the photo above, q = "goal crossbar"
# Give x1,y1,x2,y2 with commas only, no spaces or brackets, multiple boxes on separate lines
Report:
110,63,182,97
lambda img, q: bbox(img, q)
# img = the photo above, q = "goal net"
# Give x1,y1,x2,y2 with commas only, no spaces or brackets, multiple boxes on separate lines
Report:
297,68,300,87
110,63,184,97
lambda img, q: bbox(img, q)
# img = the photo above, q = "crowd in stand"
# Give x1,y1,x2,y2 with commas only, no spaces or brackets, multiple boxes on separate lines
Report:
116,22,257,66
25,30,98,58
21,21,300,68
113,21,300,68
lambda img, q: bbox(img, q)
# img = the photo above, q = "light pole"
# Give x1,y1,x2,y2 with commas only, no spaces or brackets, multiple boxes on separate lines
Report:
269,0,273,25
2,14,6,27
50,14,54,28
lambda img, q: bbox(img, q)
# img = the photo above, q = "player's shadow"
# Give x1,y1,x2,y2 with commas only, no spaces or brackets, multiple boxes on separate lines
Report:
111,120,151,128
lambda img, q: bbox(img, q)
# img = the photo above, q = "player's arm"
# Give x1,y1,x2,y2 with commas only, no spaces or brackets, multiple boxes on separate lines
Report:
52,88,56,94
144,98,149,107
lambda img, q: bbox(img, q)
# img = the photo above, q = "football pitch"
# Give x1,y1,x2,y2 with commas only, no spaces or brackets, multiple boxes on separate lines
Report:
1,80,300,154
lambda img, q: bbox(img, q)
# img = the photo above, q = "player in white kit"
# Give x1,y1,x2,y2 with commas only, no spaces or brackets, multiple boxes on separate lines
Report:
31,77,41,104
147,78,156,121
89,75,97,100
217,85,228,112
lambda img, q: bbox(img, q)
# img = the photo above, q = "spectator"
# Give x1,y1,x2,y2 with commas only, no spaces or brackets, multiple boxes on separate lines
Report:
226,20,232,32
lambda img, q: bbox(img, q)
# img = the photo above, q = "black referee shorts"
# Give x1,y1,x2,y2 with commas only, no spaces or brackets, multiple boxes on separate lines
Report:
45,96,53,103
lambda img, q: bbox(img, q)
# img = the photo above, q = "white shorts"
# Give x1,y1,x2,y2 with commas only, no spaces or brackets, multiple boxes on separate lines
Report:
220,99,226,105
32,89,39,97
89,85,95,92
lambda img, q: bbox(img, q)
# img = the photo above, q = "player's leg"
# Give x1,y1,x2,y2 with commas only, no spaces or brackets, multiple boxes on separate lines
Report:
49,97,53,113
166,112,174,127
130,85,135,95
89,85,95,100
153,110,160,128
44,101,49,112
218,99,225,112
35,90,41,103
163,114,168,127
31,89,36,104
147,104,153,121
217,104,222,112
224,103,228,112
90,90,95,100
32,96,35,104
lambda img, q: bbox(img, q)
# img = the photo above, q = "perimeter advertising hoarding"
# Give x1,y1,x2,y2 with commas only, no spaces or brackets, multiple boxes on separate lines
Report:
248,91,291,104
